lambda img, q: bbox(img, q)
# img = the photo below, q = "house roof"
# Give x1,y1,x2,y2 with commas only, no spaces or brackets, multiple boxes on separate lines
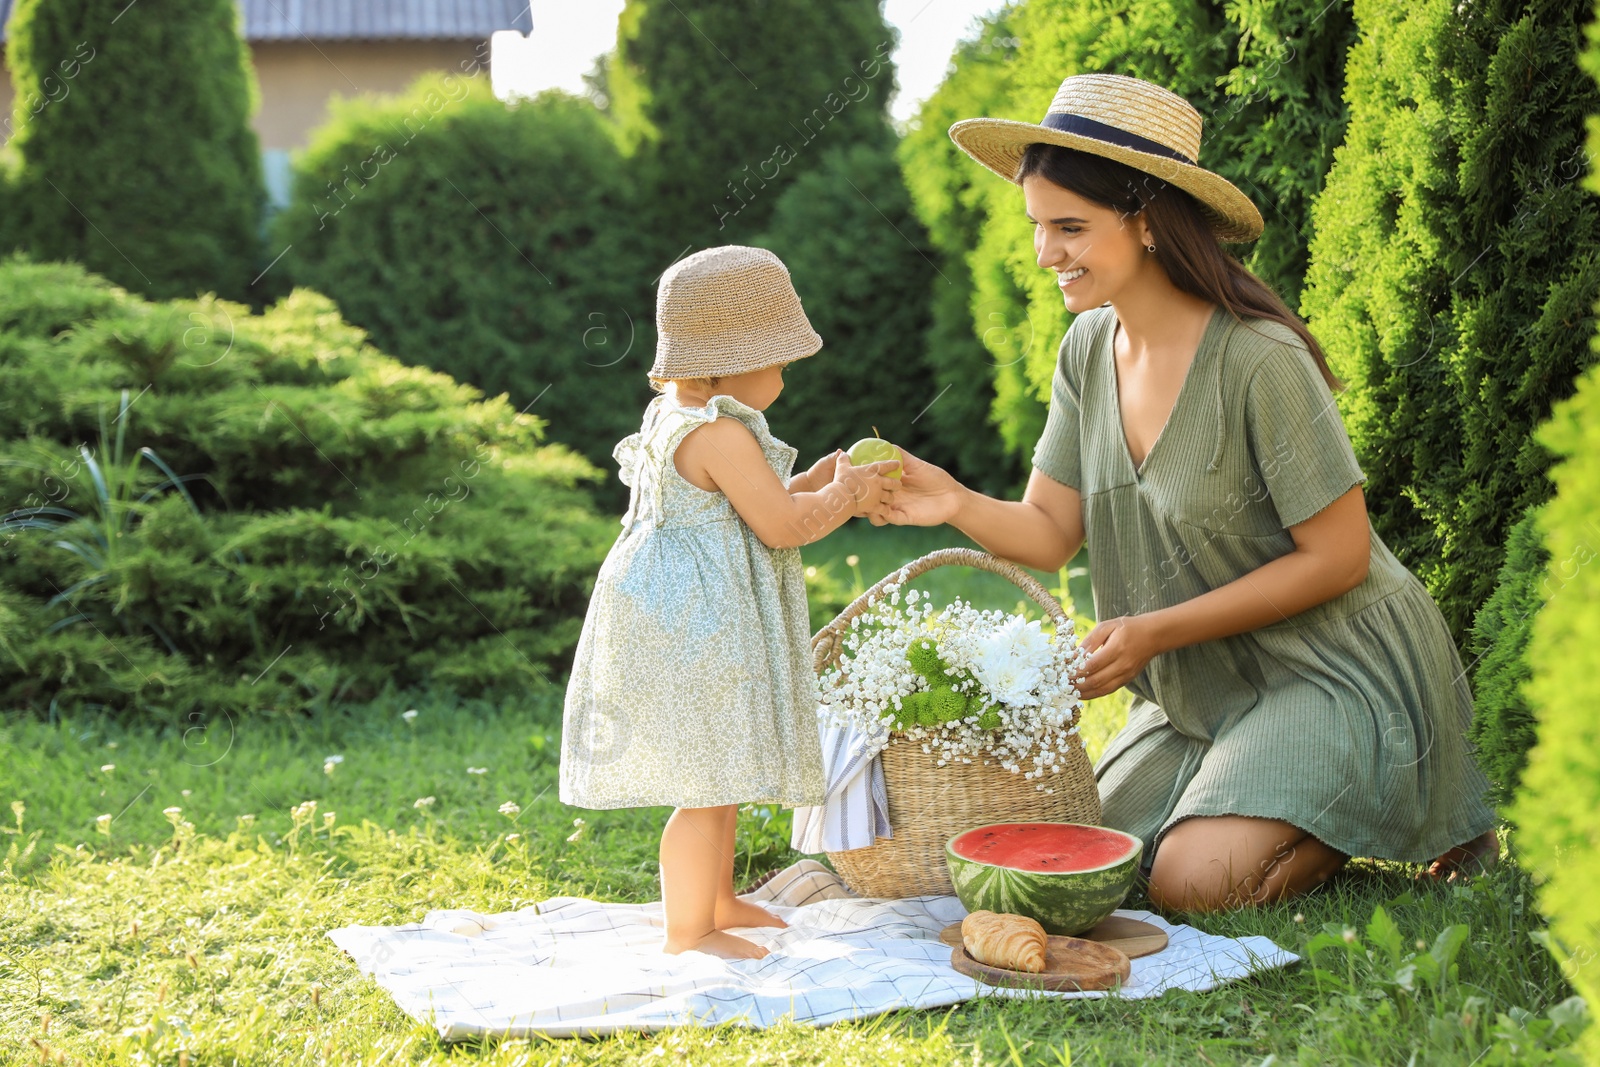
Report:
1,0,530,45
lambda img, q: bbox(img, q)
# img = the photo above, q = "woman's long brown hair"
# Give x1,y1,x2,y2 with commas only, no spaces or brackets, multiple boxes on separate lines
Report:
1016,142,1343,390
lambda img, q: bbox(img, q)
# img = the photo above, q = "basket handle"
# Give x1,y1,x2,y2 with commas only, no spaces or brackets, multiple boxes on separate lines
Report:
810,547,1072,673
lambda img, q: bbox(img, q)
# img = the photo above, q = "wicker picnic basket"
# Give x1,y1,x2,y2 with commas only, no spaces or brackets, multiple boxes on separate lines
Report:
811,547,1103,899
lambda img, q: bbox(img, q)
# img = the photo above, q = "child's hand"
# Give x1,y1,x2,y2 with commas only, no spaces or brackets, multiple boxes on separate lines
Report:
830,451,901,518
793,449,843,494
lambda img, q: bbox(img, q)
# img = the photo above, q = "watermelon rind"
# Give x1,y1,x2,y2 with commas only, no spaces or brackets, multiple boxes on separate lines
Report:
944,822,1142,936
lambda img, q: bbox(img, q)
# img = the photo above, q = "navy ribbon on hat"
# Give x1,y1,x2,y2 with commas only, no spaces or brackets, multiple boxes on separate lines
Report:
1039,112,1196,166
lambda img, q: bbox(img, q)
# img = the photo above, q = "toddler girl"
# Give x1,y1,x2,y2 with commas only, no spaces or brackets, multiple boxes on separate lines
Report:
559,245,901,959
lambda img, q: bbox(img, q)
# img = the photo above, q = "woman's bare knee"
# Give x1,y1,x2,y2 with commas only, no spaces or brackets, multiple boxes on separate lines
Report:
1147,815,1331,912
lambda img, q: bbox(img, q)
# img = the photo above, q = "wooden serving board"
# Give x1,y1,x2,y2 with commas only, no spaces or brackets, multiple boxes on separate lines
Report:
939,916,1168,959
950,935,1131,991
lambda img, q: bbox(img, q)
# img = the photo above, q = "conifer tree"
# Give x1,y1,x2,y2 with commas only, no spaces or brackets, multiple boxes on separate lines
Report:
3,0,267,303
1300,0,1600,648
607,0,896,253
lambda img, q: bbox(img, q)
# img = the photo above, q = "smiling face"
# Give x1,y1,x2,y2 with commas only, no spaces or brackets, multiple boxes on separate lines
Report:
1023,174,1154,312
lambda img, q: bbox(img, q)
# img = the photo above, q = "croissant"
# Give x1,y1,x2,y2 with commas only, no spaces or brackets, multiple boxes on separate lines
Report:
961,909,1048,973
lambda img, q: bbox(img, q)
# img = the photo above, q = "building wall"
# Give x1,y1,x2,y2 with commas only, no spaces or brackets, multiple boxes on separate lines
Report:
1,38,486,203
248,39,485,151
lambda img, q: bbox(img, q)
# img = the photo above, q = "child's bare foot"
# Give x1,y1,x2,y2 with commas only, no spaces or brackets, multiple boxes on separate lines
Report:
663,930,769,959
715,897,788,931
1419,829,1499,882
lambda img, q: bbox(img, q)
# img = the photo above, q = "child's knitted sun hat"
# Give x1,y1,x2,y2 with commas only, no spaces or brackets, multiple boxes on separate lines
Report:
649,245,823,381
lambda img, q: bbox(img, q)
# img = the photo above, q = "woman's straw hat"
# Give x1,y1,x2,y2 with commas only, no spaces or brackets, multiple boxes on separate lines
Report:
949,73,1264,243
649,245,823,380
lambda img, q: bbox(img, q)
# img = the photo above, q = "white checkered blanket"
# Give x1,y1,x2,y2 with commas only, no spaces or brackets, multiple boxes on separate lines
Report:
327,859,1298,1040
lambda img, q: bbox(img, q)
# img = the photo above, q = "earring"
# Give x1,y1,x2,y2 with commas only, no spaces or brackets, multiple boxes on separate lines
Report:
1145,243,1156,253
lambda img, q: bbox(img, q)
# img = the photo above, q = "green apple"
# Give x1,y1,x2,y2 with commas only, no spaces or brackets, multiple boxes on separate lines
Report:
848,436,904,479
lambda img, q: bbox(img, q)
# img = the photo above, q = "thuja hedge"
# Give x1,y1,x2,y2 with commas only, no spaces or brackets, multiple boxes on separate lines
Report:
2,0,267,305
1300,0,1600,650
1465,506,1547,807
0,255,613,725
1514,359,1600,1063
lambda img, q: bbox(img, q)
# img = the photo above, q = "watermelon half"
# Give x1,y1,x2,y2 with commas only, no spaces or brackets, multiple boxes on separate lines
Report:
945,822,1143,936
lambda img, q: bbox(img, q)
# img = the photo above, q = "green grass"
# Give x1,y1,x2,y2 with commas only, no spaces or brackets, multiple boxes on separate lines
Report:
0,680,1586,1065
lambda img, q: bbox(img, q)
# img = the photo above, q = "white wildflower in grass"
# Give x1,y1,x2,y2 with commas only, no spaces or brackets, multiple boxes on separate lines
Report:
414,796,435,809
499,801,521,818
323,754,344,775
163,806,183,825
467,767,488,775
816,586,1091,792
95,813,112,835
100,764,115,774
402,709,419,722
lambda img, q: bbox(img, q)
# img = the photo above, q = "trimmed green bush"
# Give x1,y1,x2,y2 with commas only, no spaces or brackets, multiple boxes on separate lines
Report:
0,254,613,725
755,138,938,466
1300,0,1600,650
3,0,267,304
1512,360,1600,1063
268,77,652,482
1510,11,1600,1054
1466,506,1548,806
608,0,897,251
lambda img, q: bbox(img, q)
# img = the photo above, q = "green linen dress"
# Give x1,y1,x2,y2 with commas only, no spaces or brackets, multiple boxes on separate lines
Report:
1032,303,1496,865
559,393,827,811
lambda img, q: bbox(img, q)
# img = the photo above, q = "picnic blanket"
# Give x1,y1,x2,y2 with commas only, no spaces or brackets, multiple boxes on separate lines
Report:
327,859,1299,1041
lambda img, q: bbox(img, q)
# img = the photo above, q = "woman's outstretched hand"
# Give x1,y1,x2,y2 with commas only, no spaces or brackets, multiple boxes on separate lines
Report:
1075,615,1164,700
867,446,964,527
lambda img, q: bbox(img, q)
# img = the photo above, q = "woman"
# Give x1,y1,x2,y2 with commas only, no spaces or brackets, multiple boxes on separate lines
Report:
881,73,1498,912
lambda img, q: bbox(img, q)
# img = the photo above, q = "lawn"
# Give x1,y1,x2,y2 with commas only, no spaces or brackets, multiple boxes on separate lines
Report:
0,524,1586,1064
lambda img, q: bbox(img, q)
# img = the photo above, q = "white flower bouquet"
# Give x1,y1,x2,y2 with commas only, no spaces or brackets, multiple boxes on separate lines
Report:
817,575,1091,792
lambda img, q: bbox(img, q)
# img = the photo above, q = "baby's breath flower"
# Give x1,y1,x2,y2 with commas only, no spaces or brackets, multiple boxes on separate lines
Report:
815,586,1088,790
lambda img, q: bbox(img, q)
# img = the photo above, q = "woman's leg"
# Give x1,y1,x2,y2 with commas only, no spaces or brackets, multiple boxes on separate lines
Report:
660,805,767,958
712,806,787,930
1147,814,1348,913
